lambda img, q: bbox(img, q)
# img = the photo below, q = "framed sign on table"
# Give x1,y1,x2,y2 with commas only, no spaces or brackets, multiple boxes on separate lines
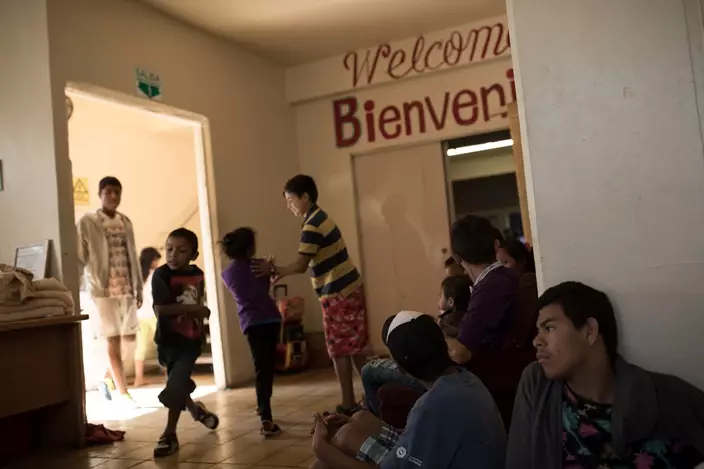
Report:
14,240,51,280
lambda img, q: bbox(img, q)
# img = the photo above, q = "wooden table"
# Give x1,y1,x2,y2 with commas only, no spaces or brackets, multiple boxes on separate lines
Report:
0,314,88,457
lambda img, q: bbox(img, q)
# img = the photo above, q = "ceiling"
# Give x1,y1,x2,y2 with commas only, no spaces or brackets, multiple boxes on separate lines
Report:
140,0,506,66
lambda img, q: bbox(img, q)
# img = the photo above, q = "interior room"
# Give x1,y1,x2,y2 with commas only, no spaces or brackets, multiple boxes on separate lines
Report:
445,130,525,240
66,90,218,420
2,0,704,467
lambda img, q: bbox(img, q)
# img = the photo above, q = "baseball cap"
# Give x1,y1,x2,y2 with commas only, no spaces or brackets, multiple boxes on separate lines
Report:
382,311,422,345
384,311,453,381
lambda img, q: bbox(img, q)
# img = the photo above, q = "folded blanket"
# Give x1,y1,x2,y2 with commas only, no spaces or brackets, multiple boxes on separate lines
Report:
30,290,75,312
0,306,64,322
34,278,69,292
0,298,69,315
0,266,35,304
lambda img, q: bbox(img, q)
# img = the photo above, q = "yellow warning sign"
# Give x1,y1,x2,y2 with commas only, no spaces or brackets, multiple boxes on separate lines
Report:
73,177,90,205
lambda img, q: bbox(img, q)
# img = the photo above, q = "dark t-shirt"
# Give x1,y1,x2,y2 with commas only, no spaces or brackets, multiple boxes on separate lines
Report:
457,266,519,353
562,384,703,468
151,264,205,347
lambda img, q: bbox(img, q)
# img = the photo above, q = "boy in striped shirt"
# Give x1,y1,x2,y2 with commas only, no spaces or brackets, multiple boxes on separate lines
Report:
254,175,368,414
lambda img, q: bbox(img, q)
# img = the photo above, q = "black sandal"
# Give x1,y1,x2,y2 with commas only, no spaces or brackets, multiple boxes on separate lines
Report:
153,433,179,458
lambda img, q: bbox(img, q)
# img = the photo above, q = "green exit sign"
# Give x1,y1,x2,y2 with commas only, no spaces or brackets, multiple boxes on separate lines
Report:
135,67,162,101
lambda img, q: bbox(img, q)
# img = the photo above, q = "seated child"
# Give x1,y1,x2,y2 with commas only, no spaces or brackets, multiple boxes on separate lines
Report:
151,228,219,458
312,312,506,469
436,274,472,338
220,227,283,437
444,257,466,277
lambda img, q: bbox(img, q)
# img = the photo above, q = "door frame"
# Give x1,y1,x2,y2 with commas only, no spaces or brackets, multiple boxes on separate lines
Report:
64,82,229,389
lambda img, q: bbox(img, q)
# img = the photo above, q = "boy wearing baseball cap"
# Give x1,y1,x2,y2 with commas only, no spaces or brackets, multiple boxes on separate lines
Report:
312,311,506,469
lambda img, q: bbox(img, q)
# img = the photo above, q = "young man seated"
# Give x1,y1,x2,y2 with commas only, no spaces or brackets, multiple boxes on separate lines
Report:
507,281,704,468
361,315,426,420
361,276,471,421
311,311,506,469
446,215,519,365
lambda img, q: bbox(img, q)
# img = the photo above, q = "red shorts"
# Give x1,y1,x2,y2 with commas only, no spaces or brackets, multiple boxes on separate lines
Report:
320,287,368,358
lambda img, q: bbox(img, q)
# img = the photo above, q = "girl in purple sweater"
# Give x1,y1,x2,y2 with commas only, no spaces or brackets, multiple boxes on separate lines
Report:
220,227,282,436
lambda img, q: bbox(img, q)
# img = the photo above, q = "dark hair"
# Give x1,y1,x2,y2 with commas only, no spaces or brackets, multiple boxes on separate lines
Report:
450,215,498,265
538,281,619,363
444,257,457,268
221,227,256,261
500,238,536,273
386,314,453,381
139,247,161,283
441,275,472,312
284,175,319,204
98,176,122,194
168,228,199,253
493,227,504,243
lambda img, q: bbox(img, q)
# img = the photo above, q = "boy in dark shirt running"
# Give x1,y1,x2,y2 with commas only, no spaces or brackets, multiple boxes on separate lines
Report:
151,228,219,457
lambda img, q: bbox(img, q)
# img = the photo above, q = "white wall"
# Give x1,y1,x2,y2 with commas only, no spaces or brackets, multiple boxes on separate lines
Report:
508,0,704,388
0,1,71,288
42,0,303,387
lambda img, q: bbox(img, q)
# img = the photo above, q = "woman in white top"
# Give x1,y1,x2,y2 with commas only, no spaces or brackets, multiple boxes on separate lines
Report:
134,247,161,387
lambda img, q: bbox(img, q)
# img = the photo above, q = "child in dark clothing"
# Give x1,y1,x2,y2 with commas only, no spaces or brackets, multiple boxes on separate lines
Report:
151,228,219,458
220,227,283,437
437,274,472,338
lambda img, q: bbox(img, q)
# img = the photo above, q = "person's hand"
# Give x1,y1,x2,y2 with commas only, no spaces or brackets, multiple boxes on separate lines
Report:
251,257,274,278
136,292,143,309
270,274,282,285
311,413,329,452
309,412,348,435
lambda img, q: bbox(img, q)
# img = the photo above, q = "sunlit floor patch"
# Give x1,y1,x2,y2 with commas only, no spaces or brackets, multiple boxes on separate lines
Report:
86,384,218,422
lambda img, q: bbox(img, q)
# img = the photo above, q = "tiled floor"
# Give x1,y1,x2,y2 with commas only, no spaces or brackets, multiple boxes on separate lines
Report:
12,368,359,469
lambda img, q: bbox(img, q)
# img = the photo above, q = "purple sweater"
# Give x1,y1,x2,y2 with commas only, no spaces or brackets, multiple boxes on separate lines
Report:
221,260,281,334
457,265,519,353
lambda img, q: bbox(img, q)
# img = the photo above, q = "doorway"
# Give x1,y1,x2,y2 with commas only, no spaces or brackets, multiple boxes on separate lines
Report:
353,142,451,354
66,85,221,420
445,129,524,240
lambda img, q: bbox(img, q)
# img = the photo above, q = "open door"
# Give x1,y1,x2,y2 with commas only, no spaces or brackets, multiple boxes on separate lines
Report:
507,102,532,245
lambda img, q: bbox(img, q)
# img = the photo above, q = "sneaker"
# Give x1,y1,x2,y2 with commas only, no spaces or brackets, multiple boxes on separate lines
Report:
191,401,219,430
97,378,114,401
260,421,282,438
153,433,179,458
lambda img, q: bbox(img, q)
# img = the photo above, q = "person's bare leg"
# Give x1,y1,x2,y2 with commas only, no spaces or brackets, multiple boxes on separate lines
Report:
333,356,356,409
134,360,145,387
351,355,366,377
107,336,128,394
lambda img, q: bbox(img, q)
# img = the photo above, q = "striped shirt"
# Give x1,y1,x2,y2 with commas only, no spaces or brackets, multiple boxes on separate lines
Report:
299,205,363,300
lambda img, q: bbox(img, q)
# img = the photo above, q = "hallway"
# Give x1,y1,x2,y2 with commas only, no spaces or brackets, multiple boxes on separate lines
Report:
12,369,355,468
